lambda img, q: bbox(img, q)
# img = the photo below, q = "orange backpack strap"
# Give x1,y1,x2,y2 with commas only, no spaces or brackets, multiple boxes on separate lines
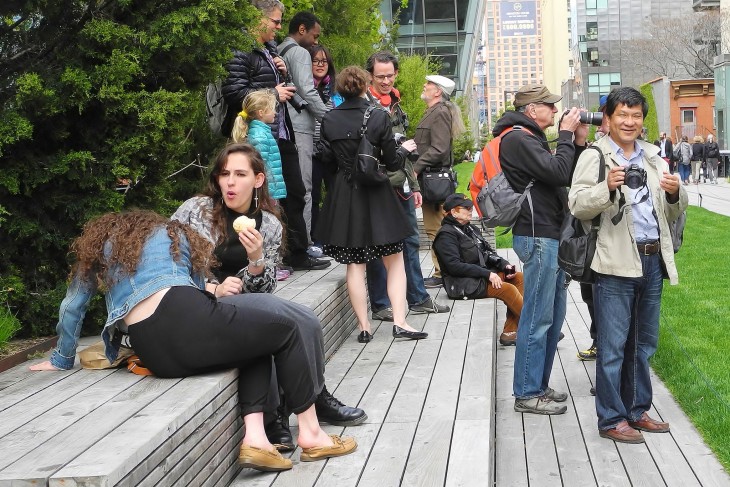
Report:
127,355,154,376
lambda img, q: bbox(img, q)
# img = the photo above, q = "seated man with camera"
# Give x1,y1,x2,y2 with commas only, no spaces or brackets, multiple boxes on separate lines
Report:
433,194,524,346
569,87,687,445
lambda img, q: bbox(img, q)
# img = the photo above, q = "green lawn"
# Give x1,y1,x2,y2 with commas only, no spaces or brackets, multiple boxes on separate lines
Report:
652,206,730,469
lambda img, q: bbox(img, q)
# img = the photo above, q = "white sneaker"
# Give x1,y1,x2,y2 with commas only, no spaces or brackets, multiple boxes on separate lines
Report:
307,245,324,258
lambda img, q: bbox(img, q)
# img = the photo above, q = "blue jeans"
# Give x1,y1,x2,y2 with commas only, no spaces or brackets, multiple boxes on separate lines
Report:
678,163,691,182
594,253,663,430
367,192,430,310
512,236,566,399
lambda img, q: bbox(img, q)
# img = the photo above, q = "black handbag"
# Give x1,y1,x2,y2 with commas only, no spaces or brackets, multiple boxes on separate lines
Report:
558,146,605,283
352,106,388,186
419,166,457,203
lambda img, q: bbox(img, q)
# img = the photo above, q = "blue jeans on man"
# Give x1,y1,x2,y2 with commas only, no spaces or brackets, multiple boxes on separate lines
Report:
367,191,431,310
512,236,567,399
594,253,663,431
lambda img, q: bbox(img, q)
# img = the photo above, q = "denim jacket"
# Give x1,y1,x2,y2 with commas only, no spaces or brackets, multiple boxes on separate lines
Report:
50,227,206,369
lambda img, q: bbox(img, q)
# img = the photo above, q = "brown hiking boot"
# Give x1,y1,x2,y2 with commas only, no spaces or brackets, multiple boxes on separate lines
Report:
599,420,645,444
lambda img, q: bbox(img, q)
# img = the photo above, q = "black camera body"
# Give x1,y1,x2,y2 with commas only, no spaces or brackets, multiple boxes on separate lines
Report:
579,111,603,126
283,74,309,113
394,133,419,161
624,164,647,190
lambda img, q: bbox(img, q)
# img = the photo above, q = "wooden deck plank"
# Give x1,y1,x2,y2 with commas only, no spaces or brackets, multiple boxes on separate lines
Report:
356,422,417,487
0,370,148,475
445,419,492,487
523,413,562,485
495,398,528,487
312,423,382,487
50,370,236,486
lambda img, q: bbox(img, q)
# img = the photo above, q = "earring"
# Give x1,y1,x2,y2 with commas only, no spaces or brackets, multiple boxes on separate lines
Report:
254,187,259,208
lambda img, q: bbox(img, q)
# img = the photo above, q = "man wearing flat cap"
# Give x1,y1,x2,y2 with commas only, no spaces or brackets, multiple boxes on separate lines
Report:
493,84,588,415
413,74,465,288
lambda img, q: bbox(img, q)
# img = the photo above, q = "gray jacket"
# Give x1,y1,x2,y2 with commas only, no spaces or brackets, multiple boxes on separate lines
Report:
278,37,327,134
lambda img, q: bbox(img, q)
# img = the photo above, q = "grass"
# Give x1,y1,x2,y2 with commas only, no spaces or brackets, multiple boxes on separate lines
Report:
651,205,730,470
0,306,21,353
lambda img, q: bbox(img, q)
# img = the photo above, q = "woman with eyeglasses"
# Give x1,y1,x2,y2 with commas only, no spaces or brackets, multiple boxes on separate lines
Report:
309,44,341,246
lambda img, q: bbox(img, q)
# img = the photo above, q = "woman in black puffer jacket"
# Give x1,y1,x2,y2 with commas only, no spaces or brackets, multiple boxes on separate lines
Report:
691,135,706,184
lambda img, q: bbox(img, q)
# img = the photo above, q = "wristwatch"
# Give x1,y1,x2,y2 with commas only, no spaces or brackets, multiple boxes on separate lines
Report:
249,256,266,267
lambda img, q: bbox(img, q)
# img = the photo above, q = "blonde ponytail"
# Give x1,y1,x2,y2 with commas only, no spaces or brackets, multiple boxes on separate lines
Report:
231,90,278,143
231,111,250,142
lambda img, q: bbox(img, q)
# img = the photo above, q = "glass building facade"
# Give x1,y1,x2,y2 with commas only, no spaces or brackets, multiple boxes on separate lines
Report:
379,0,485,97
570,0,694,109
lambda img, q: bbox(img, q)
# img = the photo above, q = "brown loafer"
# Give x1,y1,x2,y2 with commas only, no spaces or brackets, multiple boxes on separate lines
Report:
239,444,293,471
300,434,357,462
599,420,645,444
629,412,670,433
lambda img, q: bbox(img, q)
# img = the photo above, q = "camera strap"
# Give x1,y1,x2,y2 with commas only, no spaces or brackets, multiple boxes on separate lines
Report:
611,178,649,225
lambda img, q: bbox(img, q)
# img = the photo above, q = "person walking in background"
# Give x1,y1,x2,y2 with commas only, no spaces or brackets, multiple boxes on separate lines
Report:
656,132,674,174
675,135,692,184
314,66,426,343
495,84,588,415
171,144,367,452
413,74,465,289
691,135,705,184
278,12,328,256
433,194,524,346
364,51,450,321
30,210,358,471
569,87,687,444
705,134,720,184
222,0,329,271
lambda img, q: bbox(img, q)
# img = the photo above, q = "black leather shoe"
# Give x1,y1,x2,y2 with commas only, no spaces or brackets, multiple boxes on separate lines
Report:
392,325,428,340
291,256,331,271
315,386,367,426
357,331,373,343
265,406,294,452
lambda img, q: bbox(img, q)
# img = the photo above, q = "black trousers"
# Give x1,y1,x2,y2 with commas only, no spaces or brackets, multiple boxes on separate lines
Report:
128,287,321,416
278,139,310,263
580,282,597,341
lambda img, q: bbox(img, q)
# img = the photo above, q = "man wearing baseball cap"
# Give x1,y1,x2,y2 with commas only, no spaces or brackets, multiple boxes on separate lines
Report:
493,84,588,415
413,74,465,289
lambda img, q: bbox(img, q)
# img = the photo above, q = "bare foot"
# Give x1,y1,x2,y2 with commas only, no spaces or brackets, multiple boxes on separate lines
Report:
29,360,61,371
297,428,335,449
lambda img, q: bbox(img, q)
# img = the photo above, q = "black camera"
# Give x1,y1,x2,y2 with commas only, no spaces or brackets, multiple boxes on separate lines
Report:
394,133,419,161
623,164,647,190
579,111,603,126
283,74,309,113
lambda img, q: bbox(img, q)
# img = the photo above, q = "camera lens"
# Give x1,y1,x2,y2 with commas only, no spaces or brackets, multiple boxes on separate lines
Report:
579,111,604,126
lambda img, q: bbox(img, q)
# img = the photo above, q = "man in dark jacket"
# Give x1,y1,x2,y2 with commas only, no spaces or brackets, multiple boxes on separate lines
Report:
655,132,674,173
495,84,588,415
222,0,329,272
433,194,524,346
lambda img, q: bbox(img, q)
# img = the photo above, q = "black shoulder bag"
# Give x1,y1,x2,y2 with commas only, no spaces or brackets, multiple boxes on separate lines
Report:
352,105,388,186
558,146,605,284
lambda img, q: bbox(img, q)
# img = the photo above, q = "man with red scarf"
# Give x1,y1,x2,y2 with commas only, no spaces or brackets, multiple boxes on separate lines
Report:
364,51,450,323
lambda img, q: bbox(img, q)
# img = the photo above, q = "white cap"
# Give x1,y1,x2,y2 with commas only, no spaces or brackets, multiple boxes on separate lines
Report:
425,75,456,96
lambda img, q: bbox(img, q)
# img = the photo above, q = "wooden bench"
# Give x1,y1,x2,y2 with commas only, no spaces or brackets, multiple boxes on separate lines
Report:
0,262,356,487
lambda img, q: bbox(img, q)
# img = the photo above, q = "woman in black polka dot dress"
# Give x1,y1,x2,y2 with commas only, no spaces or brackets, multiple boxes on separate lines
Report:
314,66,428,343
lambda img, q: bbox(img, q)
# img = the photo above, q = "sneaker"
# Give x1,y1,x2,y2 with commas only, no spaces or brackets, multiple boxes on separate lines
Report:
276,269,291,281
291,256,331,271
423,277,443,289
514,395,567,415
371,307,394,321
577,344,597,361
409,297,450,314
307,245,324,258
544,386,568,402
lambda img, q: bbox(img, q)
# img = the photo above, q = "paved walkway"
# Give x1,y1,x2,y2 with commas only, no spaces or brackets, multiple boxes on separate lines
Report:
683,178,730,217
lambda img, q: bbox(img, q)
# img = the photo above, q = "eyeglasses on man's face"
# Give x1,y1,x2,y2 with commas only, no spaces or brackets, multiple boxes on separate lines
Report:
374,74,396,81
268,17,282,26
313,59,328,66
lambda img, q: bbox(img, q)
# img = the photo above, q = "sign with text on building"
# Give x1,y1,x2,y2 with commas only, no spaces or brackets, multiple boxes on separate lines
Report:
500,0,536,37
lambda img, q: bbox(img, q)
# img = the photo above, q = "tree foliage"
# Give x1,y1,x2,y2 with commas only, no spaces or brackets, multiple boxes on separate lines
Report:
640,83,660,143
621,10,722,79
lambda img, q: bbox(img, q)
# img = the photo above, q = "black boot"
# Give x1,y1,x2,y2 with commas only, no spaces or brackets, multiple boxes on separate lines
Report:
265,405,294,452
314,385,367,426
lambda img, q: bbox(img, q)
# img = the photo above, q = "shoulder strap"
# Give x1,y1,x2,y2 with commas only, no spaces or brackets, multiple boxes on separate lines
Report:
278,42,296,57
585,145,605,229
360,105,376,136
